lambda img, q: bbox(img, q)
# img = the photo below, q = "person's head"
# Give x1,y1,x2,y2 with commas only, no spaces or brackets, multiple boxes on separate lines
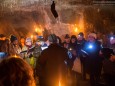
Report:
10,35,18,45
110,31,114,35
71,35,77,43
64,34,70,43
88,33,97,42
48,34,57,44
0,57,35,86
77,32,84,41
25,37,33,47
63,42,68,49
0,34,6,41
36,36,45,46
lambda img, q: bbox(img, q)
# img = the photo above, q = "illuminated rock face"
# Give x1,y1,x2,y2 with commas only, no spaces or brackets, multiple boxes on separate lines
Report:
0,0,115,38
0,0,85,37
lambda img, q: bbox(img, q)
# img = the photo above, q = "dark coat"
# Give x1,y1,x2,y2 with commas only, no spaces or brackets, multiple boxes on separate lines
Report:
76,39,86,57
82,41,102,74
36,43,69,86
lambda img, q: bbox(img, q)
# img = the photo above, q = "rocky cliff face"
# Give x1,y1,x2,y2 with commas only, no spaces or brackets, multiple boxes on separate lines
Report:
0,0,115,38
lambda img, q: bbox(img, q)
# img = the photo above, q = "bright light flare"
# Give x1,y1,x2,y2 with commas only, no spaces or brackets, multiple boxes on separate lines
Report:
13,54,18,58
35,27,42,33
35,28,38,32
59,80,61,86
88,45,93,49
31,35,33,39
110,37,114,40
74,27,78,32
69,48,72,51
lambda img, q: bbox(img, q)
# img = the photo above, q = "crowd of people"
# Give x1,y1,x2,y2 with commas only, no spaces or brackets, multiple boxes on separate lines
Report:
0,31,115,86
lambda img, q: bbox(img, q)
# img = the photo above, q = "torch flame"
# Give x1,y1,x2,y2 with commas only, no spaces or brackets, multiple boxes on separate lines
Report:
13,54,18,58
59,80,61,86
31,35,33,39
74,27,78,32
35,28,38,32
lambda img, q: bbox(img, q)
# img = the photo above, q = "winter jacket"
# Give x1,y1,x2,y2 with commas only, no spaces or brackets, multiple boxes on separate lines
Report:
82,40,102,73
36,43,69,86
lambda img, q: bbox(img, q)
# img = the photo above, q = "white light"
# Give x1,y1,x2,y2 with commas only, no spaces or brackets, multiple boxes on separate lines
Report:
89,45,93,49
110,37,114,40
59,81,61,86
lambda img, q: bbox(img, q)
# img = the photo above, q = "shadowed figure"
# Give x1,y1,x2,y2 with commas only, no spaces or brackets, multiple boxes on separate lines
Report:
51,1,58,19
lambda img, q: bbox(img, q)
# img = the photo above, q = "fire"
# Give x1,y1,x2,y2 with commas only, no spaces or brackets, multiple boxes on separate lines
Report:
74,27,78,32
31,35,33,39
35,28,38,32
12,54,18,58
35,27,42,33
59,80,61,86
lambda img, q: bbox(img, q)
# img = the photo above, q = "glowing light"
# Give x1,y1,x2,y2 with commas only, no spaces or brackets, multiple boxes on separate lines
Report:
69,48,72,51
74,27,78,32
59,81,61,86
13,54,18,58
35,28,38,32
110,37,114,40
78,35,81,37
88,45,93,49
31,35,33,39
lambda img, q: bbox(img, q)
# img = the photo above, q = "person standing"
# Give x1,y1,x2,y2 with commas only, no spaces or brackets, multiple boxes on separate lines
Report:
36,34,69,86
9,35,21,56
82,33,102,86
76,32,86,80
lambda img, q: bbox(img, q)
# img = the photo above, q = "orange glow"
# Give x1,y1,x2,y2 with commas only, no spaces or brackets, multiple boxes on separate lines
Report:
13,54,18,58
59,80,61,86
35,27,43,35
38,28,42,33
35,28,38,32
74,27,78,32
31,35,33,39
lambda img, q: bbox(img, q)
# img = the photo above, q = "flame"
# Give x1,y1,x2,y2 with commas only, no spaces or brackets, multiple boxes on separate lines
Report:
74,27,78,32
35,28,38,32
59,80,61,86
31,35,33,39
13,54,18,58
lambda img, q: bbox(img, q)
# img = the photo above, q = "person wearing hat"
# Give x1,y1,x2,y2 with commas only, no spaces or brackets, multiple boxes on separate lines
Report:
36,34,69,86
64,34,71,44
75,32,86,80
21,37,36,68
62,34,71,49
9,35,21,56
76,32,86,57
81,32,103,86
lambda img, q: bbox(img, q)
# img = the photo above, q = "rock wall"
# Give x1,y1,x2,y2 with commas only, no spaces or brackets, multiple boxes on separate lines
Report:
0,0,115,38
